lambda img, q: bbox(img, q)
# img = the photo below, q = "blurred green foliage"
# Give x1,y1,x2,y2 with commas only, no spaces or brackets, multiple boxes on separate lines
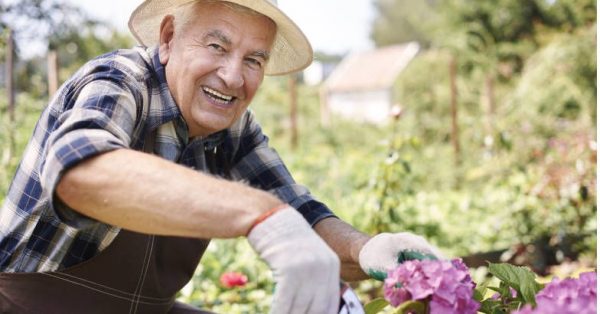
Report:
0,92,44,200
368,0,596,266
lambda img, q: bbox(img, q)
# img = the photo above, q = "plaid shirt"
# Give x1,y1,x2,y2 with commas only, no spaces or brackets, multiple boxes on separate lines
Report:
0,46,335,273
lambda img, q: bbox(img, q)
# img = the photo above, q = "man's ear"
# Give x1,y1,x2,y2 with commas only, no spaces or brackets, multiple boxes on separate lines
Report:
159,15,175,65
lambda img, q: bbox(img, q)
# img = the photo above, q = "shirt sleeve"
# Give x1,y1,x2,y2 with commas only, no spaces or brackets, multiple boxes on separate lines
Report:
39,73,142,228
228,111,337,226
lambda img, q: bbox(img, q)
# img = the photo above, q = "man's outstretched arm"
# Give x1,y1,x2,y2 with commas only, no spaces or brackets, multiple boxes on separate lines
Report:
314,217,371,281
315,216,445,282
56,148,282,238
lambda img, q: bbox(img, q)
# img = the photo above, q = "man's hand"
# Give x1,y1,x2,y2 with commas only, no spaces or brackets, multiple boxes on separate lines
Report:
248,207,340,314
358,232,443,281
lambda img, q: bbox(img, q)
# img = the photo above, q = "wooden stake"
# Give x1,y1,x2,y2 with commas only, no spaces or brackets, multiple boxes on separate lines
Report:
5,28,16,163
47,50,59,99
484,73,496,117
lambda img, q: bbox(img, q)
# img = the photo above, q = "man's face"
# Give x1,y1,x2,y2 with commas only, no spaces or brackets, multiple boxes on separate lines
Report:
159,2,276,138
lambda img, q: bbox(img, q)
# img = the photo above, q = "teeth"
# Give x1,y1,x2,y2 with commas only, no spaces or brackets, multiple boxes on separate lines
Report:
203,87,234,103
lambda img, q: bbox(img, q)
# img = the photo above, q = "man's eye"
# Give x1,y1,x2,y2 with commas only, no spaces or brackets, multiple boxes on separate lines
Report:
208,43,225,52
246,58,263,69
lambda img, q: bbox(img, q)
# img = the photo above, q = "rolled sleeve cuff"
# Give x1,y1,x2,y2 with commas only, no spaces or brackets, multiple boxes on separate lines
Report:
293,198,337,227
41,129,127,228
271,184,337,226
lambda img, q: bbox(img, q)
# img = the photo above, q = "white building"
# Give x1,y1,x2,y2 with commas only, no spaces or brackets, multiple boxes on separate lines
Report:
321,42,420,124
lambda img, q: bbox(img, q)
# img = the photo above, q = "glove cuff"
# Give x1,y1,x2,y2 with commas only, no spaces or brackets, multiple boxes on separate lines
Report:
247,206,312,249
246,204,289,236
358,233,393,280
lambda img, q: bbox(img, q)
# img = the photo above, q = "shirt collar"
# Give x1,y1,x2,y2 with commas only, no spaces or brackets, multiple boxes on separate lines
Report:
144,46,182,131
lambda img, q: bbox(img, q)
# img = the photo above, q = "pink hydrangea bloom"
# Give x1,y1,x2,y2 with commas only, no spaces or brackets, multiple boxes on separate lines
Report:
513,272,596,314
383,259,480,313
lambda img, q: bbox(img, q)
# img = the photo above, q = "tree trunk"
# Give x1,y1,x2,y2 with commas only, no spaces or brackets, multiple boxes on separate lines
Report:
319,86,330,127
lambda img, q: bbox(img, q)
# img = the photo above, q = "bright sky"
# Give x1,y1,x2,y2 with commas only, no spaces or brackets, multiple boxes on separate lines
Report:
63,0,376,56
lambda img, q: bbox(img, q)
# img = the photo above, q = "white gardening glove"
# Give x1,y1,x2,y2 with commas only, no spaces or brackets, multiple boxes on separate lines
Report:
358,232,444,281
248,206,340,314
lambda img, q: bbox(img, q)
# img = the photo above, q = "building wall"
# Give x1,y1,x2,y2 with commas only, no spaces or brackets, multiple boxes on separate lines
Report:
327,89,392,124
303,62,323,86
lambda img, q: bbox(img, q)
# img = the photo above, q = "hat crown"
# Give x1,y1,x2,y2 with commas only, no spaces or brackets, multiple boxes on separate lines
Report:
129,0,312,75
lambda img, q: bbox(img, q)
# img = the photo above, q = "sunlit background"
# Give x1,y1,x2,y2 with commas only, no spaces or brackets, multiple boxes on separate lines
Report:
14,0,376,58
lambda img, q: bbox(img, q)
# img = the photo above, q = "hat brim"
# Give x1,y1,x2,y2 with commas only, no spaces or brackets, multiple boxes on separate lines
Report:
128,0,313,76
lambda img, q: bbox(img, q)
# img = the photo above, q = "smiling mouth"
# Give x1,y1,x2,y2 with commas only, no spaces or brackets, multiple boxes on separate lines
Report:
203,86,236,105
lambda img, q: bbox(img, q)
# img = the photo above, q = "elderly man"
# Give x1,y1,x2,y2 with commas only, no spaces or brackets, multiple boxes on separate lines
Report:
0,0,442,313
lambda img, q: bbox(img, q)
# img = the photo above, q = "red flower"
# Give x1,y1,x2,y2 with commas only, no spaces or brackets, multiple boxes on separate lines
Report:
219,271,248,288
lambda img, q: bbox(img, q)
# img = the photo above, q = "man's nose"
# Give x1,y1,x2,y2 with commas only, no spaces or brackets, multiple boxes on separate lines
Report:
217,59,244,89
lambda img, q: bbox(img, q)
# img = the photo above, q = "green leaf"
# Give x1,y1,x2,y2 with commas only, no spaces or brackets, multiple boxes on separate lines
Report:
364,298,389,314
478,299,498,314
488,263,544,306
487,286,502,294
472,288,485,302
395,300,426,314
473,280,489,302
498,281,513,299
508,300,526,311
492,308,507,314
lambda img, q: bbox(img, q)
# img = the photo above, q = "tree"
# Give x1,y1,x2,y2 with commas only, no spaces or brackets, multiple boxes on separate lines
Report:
370,0,440,48
12,28,134,97
49,26,134,77
0,0,91,57
1,0,133,96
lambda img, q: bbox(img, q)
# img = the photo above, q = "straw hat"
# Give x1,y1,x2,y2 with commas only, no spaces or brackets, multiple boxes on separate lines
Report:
128,0,313,75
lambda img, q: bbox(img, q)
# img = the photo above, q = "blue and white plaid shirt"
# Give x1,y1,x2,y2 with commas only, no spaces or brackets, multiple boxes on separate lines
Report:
0,46,335,273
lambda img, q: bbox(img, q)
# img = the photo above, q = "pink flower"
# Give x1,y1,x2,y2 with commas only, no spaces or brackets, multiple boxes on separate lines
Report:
219,271,248,288
513,272,596,314
490,287,518,300
384,265,413,306
383,259,480,314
